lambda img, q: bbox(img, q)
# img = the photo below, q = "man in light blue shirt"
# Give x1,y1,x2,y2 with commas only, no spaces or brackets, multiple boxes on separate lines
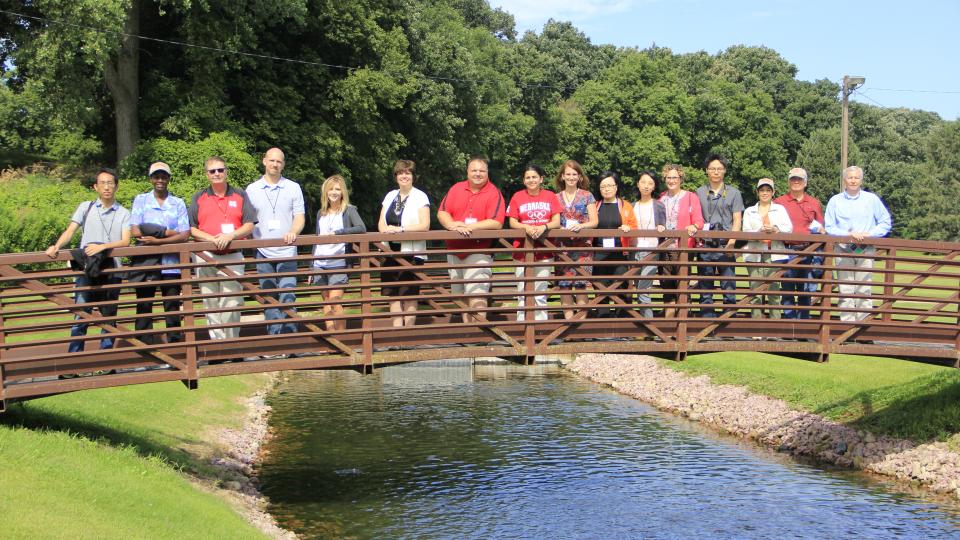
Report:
246,148,305,343
824,166,892,323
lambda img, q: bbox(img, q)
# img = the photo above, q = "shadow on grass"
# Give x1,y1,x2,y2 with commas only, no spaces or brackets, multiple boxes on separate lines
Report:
813,370,960,443
0,403,216,476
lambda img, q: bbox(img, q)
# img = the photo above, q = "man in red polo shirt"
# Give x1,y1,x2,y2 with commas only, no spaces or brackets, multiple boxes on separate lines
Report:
437,157,506,319
774,167,825,320
188,156,256,340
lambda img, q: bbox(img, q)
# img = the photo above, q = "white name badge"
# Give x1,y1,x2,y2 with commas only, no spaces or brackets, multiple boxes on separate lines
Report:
602,237,615,248
464,217,477,225
228,200,237,208
702,223,711,231
221,223,236,234
267,219,282,231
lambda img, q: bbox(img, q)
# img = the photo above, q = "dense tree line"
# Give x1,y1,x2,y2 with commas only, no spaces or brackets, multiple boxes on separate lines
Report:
0,0,957,243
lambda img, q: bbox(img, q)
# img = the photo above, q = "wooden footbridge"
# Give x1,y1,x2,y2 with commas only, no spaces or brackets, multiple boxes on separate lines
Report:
2,230,958,411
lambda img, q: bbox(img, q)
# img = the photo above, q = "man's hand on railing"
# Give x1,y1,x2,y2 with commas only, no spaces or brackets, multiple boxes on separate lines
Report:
212,232,236,250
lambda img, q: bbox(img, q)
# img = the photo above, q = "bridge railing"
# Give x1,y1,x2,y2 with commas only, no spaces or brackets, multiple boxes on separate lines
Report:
1,229,958,409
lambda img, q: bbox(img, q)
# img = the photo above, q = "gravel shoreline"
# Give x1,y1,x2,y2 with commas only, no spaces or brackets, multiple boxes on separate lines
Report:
566,353,960,500
208,372,297,540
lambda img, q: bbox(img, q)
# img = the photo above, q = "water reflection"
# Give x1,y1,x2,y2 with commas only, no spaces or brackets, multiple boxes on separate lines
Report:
258,363,960,539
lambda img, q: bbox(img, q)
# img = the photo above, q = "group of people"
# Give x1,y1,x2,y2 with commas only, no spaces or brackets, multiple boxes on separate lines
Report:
45,150,891,355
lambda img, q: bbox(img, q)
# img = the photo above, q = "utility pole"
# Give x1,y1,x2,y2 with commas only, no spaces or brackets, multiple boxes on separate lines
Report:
841,75,865,190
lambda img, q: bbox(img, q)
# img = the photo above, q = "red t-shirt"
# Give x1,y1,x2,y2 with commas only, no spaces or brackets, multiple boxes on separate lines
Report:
438,180,506,256
507,189,562,261
774,193,824,236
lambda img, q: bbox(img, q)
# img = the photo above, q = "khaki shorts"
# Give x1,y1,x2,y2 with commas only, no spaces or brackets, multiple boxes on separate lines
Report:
447,253,493,295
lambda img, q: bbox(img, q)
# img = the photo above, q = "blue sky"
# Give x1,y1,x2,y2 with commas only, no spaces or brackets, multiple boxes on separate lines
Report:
493,0,959,120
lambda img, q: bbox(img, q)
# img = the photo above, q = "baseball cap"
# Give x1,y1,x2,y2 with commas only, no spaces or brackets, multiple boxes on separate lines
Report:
756,178,775,190
148,162,172,176
787,167,808,181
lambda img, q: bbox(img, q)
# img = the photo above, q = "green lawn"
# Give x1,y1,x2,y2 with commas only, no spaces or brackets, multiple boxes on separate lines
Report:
0,374,272,539
662,352,960,448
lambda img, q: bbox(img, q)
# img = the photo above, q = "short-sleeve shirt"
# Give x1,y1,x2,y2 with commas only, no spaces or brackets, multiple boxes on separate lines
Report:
131,192,190,274
696,184,744,231
774,193,824,236
71,200,131,248
246,176,306,258
188,184,257,252
557,189,596,248
438,180,506,256
507,189,562,261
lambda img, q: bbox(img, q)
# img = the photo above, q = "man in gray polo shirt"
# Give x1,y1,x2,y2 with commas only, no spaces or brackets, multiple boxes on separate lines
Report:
45,168,132,352
246,147,306,341
695,154,744,318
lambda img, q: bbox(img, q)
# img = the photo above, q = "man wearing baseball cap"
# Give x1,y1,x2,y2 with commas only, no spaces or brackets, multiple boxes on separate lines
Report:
774,167,825,320
128,161,191,343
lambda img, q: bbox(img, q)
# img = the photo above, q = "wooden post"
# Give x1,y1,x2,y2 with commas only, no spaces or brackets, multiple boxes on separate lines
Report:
523,235,536,360
181,250,198,389
360,241,373,373
0,293,6,409
882,247,895,323
676,231,689,361
818,240,834,362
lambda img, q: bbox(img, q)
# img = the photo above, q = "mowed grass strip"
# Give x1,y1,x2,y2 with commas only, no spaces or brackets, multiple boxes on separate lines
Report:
661,352,960,448
0,374,272,539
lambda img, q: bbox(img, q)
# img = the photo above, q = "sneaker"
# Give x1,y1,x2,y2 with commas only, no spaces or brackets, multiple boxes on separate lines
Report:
261,353,288,359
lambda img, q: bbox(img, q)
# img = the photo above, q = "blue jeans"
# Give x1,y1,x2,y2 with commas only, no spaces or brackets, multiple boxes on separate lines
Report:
781,248,824,320
69,274,121,353
696,250,737,317
256,254,298,335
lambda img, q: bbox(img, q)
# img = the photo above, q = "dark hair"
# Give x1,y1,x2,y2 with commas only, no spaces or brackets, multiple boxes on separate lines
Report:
468,156,489,169
597,170,622,198
393,159,416,180
703,153,729,171
94,167,118,185
636,170,660,195
523,163,546,178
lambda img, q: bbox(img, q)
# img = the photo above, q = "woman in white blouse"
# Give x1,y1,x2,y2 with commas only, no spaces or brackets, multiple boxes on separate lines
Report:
378,160,431,327
742,178,793,319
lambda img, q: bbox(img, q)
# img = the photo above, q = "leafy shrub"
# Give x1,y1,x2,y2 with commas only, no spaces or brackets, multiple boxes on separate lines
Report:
0,169,94,253
118,131,260,201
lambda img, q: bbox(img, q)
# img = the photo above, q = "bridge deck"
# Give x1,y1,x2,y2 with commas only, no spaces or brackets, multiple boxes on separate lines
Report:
2,230,958,411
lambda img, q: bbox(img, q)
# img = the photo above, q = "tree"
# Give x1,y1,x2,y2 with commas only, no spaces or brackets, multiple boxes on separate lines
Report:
906,121,960,240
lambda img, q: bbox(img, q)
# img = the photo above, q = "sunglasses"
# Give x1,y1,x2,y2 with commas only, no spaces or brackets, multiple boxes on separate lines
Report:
206,167,226,174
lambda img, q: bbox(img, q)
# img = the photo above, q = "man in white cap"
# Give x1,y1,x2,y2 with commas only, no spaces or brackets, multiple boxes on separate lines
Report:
245,148,305,344
774,167,825,320
128,161,191,343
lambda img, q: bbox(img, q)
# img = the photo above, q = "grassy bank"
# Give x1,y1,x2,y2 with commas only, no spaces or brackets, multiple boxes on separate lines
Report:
0,375,273,539
662,352,960,448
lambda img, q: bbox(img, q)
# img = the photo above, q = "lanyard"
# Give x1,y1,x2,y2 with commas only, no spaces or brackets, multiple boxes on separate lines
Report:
96,203,119,240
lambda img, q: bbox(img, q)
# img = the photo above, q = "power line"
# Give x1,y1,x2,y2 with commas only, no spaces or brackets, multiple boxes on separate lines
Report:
854,91,886,108
866,87,960,95
0,8,576,92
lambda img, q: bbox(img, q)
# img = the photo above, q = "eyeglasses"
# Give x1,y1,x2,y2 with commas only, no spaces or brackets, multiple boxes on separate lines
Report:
707,167,725,172
206,168,226,174
664,176,680,180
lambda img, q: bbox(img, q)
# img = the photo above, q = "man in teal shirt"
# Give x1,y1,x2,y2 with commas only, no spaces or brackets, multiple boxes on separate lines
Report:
824,166,892,323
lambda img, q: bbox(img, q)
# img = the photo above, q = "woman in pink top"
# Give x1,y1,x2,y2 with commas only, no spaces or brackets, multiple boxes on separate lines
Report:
657,164,704,317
